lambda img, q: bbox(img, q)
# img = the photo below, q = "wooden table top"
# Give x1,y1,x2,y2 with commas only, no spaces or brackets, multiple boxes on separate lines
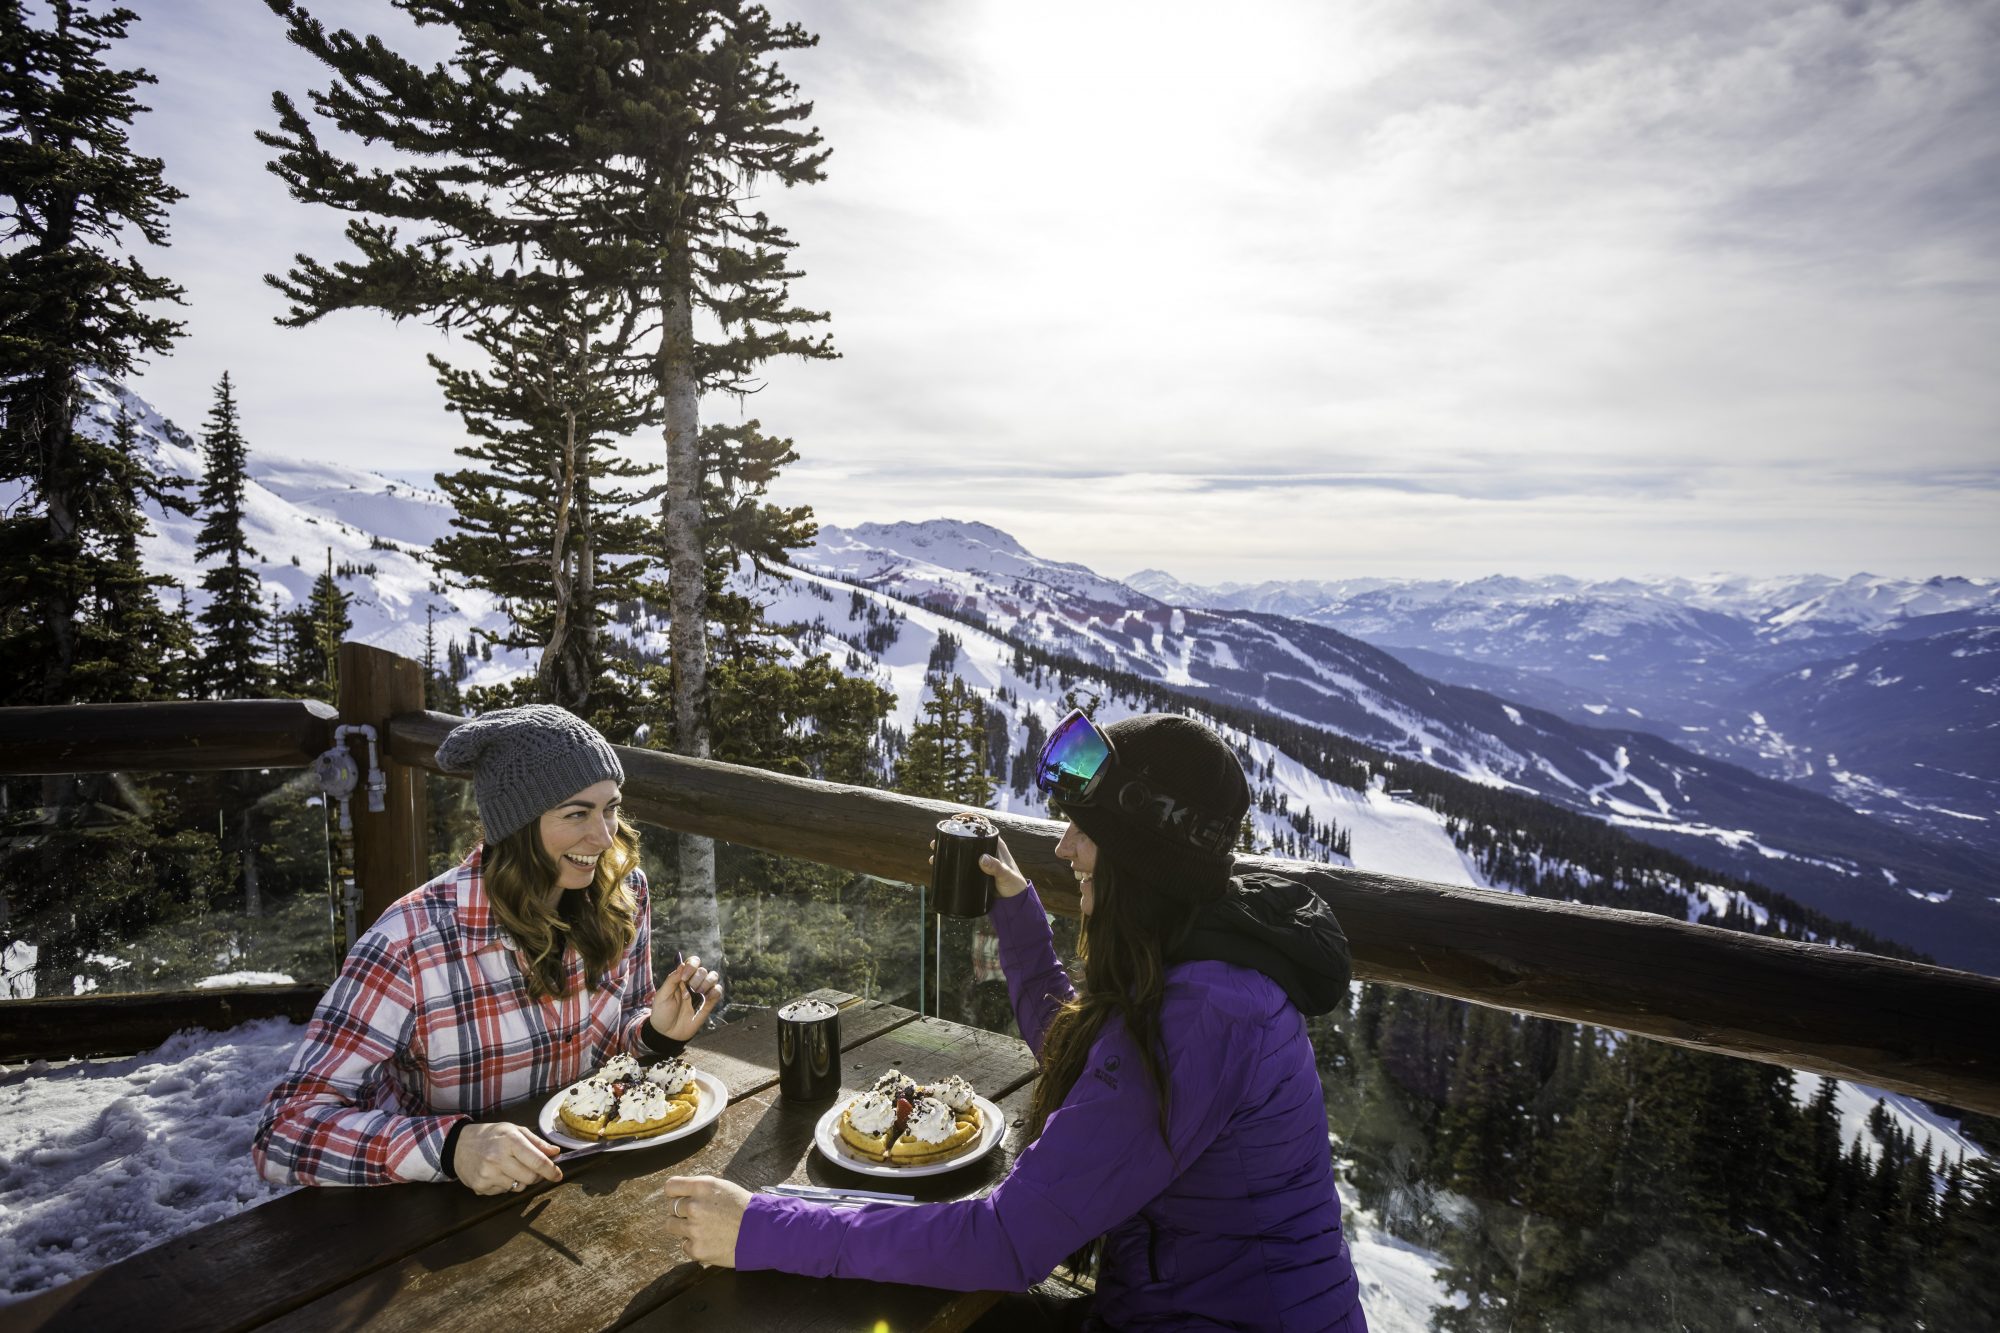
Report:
5,993,1044,1333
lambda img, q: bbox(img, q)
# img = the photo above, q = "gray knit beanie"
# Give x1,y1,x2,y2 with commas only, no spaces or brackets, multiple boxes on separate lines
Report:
434,705,625,842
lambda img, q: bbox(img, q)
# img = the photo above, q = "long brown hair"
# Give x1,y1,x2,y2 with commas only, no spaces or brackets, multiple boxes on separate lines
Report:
1028,852,1207,1148
480,812,642,1002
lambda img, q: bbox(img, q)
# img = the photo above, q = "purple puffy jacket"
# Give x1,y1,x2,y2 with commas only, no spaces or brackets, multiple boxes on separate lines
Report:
735,879,1366,1331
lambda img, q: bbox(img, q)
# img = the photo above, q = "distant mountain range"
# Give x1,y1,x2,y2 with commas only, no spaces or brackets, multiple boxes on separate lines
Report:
804,521,2000,973
77,374,2000,975
1126,568,2000,861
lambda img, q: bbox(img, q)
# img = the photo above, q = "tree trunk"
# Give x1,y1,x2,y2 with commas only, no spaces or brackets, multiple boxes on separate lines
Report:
538,397,587,711
660,274,722,975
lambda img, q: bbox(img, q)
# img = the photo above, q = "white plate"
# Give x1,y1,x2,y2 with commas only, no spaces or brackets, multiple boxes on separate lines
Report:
812,1094,1006,1178
537,1068,729,1152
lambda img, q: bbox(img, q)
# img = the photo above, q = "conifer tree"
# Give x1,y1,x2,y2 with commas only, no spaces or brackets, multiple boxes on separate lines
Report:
260,0,837,925
895,676,995,806
0,0,186,705
429,278,658,713
287,547,349,701
70,404,192,701
192,372,267,696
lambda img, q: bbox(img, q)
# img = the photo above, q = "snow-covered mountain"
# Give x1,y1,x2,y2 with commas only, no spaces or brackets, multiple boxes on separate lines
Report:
74,374,523,685
75,373,1999,973
1130,568,2000,857
804,522,2000,974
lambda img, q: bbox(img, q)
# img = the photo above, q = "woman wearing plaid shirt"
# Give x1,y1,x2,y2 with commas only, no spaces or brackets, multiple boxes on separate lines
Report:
254,706,721,1195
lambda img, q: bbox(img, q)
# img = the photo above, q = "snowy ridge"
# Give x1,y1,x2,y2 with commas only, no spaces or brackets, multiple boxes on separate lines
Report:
72,373,522,684
803,522,2000,974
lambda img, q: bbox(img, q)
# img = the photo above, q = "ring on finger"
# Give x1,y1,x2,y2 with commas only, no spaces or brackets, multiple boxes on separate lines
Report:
671,1197,684,1218
511,1180,523,1192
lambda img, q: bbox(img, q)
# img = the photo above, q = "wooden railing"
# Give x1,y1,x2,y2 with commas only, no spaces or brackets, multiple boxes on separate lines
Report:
3,643,1999,1117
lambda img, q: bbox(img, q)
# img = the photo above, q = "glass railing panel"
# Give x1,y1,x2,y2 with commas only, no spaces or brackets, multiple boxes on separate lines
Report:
628,822,927,1019
0,768,336,1000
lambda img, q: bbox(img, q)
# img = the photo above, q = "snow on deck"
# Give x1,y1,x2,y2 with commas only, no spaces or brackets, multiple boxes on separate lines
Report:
0,1018,304,1303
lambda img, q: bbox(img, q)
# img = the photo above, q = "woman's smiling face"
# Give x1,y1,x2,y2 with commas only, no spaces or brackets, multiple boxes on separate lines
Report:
538,779,622,890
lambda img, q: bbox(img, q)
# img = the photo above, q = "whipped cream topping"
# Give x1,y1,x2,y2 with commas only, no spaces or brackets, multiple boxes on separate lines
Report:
939,813,994,836
563,1079,613,1119
928,1075,977,1113
869,1068,906,1096
599,1053,643,1084
847,1090,898,1135
616,1083,669,1124
645,1057,694,1094
902,1095,956,1144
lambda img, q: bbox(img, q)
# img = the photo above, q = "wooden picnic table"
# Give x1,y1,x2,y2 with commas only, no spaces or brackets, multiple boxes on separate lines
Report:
5,992,1048,1333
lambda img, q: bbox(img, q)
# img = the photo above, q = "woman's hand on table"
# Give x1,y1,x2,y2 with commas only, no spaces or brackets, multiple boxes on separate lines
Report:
650,954,723,1042
453,1122,562,1195
660,1176,750,1266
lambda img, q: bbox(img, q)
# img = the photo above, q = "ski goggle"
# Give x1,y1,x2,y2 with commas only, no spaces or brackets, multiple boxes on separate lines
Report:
1034,709,1115,807
1035,709,1238,856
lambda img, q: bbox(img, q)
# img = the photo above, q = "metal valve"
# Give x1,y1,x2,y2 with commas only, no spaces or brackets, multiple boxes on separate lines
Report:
312,746,360,803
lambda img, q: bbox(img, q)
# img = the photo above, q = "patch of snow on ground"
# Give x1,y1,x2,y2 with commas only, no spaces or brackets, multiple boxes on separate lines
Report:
0,1018,306,1304
1788,1071,1988,1169
1338,1176,1454,1331
1348,786,1489,889
194,971,296,989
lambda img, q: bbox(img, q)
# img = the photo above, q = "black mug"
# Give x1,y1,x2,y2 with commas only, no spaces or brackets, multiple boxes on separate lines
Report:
931,813,998,917
777,997,841,1101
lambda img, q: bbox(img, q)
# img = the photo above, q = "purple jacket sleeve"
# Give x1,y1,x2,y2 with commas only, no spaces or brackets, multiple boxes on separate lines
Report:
992,883,1074,1058
734,970,1257,1290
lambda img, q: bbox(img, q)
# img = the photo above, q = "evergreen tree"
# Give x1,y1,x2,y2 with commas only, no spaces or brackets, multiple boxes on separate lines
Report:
281,546,349,702
428,275,658,713
68,404,192,701
895,675,995,806
192,372,267,697
0,0,186,705
262,0,836,932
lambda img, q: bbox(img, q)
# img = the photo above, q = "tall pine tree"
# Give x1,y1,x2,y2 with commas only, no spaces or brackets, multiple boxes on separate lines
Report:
192,372,266,697
260,0,838,936
0,0,186,705
429,276,658,713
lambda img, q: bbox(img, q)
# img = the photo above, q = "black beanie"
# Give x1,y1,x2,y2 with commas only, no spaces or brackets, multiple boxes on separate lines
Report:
1062,713,1250,899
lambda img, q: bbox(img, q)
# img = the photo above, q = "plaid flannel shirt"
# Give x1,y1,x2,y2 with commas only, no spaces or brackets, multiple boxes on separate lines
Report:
253,847,658,1186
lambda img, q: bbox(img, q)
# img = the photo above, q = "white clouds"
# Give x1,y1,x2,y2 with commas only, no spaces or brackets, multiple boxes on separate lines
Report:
117,0,1998,580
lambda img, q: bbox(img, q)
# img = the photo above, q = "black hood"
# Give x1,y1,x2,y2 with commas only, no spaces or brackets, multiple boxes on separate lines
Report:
1166,871,1352,1015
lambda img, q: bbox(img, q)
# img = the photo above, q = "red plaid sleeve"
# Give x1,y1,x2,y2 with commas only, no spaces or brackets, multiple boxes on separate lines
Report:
253,921,466,1187
618,871,660,1056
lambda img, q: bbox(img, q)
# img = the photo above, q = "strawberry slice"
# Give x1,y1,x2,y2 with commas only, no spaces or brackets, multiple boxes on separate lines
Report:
893,1096,913,1132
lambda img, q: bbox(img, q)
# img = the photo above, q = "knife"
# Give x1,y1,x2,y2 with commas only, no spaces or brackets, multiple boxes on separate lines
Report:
554,1143,611,1165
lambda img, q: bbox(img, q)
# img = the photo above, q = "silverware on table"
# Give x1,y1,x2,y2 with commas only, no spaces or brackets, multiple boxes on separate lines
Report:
764,1182,920,1207
554,1143,611,1165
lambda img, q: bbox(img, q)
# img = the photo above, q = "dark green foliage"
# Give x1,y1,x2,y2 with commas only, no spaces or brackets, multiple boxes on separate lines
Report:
0,0,186,706
271,549,350,702
427,278,660,713
193,372,268,698
1322,981,1998,1331
895,674,995,807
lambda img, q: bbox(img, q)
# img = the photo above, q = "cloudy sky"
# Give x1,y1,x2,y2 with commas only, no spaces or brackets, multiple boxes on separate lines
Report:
116,0,1997,582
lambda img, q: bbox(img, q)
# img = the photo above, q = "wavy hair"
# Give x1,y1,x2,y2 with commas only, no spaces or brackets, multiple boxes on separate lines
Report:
479,812,642,1002
1027,851,1209,1148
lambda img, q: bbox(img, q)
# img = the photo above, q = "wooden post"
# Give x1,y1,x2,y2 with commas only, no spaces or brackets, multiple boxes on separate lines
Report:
337,642,429,933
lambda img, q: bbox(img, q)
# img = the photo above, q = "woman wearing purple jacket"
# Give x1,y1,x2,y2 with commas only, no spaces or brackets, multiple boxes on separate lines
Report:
663,711,1367,1331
